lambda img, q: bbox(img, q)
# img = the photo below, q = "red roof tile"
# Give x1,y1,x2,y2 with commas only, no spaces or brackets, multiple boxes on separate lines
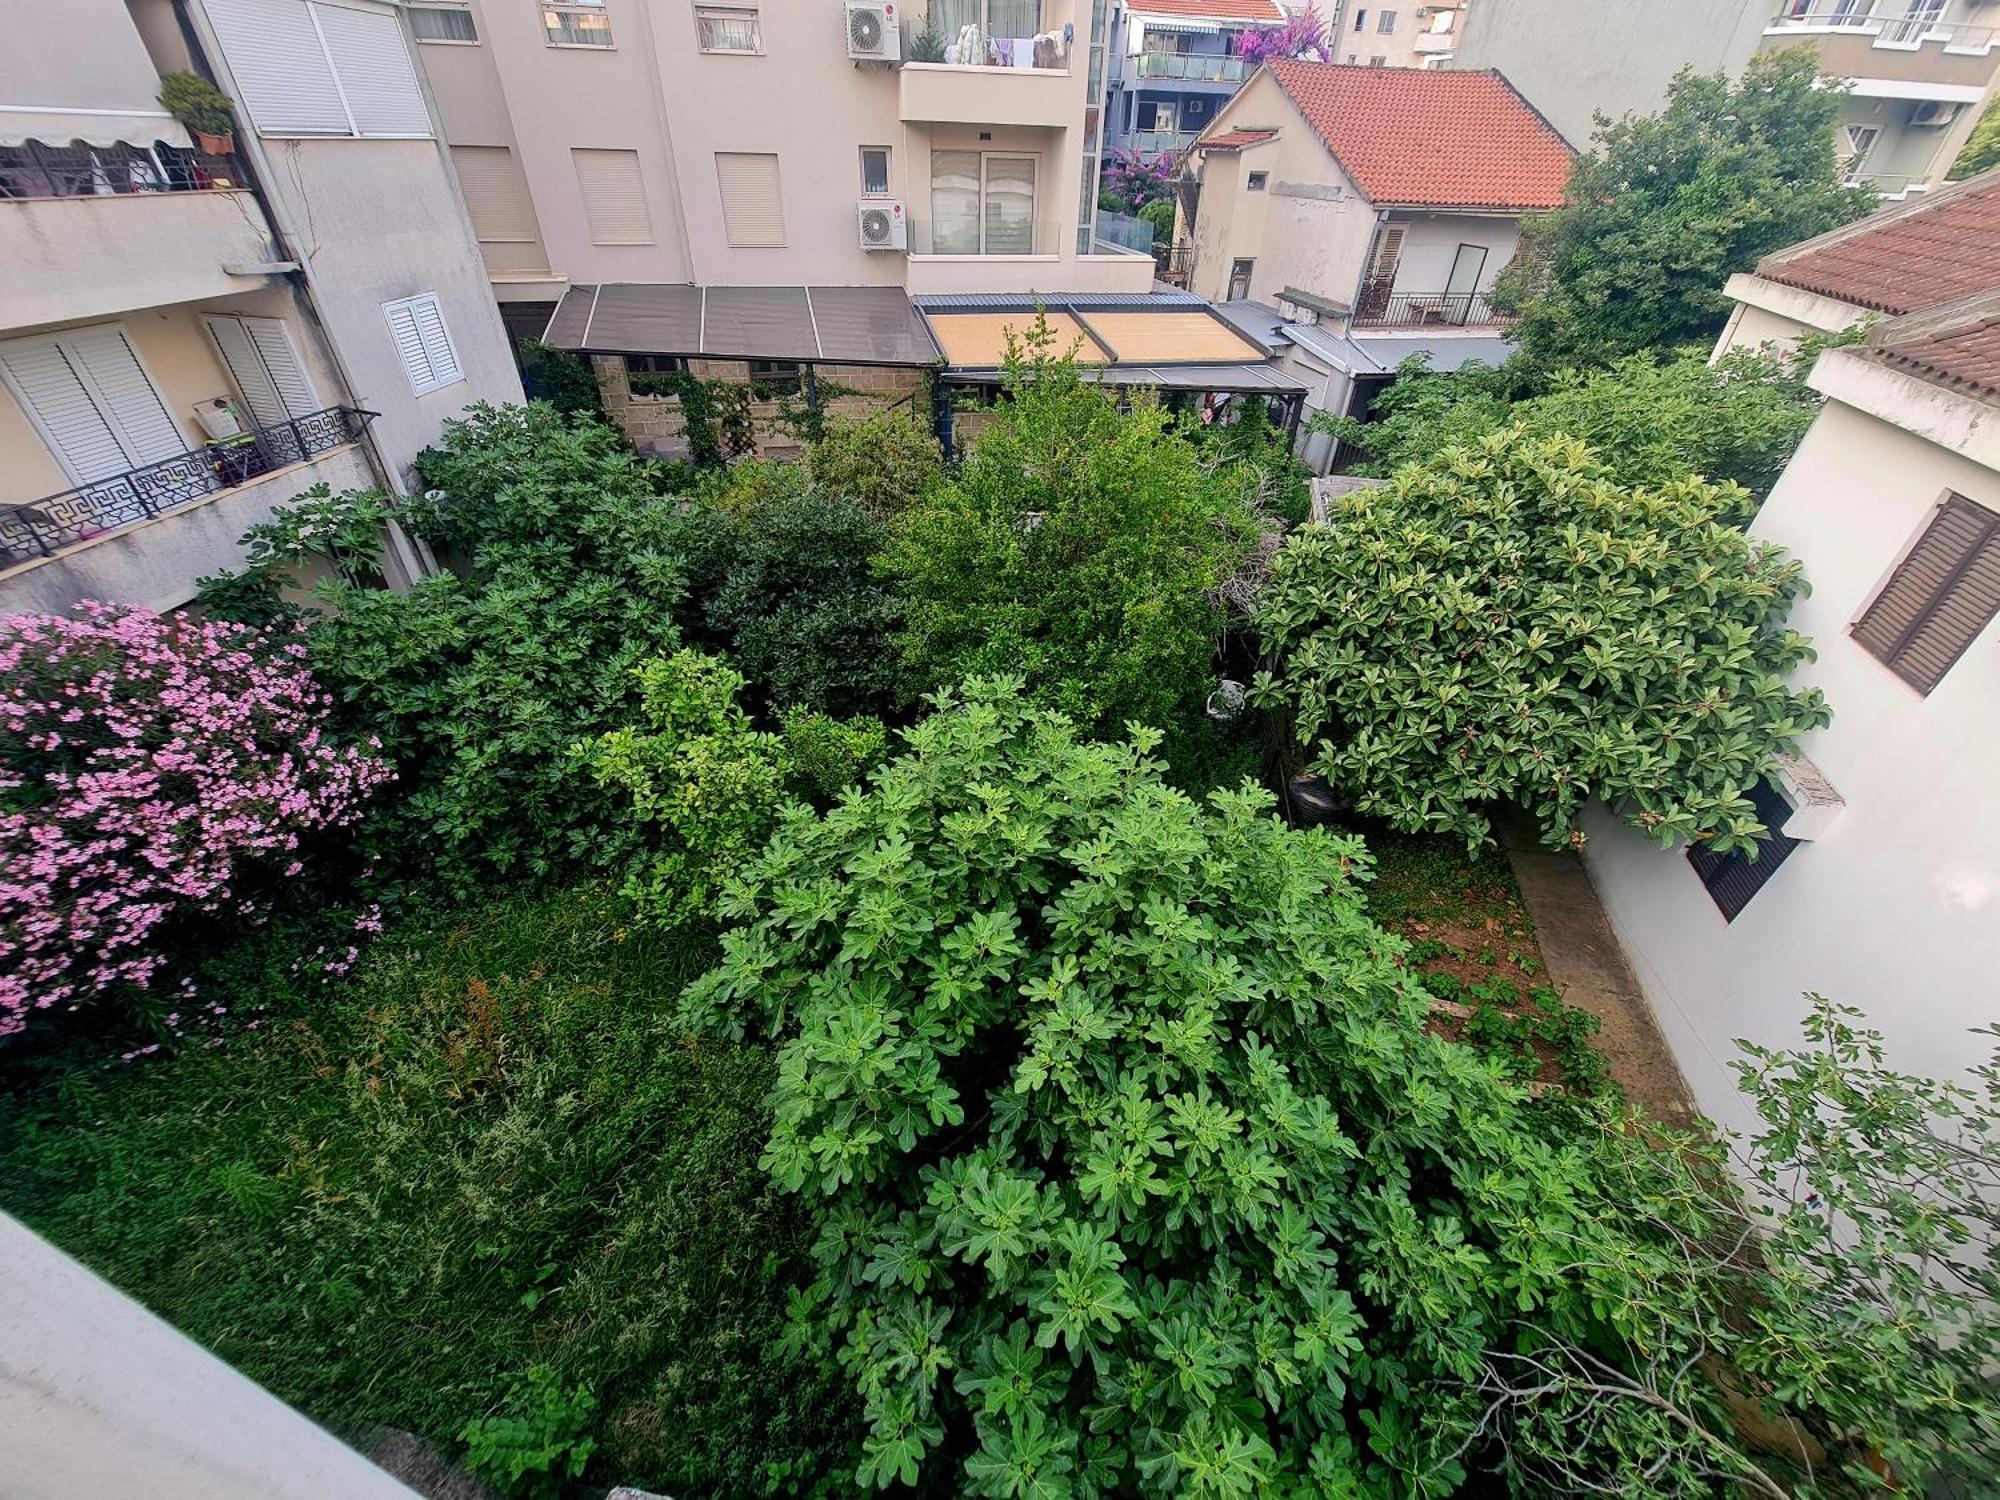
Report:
1875,316,2000,400
1127,0,1288,20
1201,128,1280,151
1757,177,2000,316
1264,60,1573,210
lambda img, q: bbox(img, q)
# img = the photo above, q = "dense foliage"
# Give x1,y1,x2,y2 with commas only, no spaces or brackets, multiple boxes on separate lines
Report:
1493,51,1872,367
1949,95,2000,179
882,332,1268,740
1332,345,1834,503
0,603,389,1037
1253,429,1829,850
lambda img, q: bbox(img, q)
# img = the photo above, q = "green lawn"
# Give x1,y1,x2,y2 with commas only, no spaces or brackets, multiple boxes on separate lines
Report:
0,889,852,1496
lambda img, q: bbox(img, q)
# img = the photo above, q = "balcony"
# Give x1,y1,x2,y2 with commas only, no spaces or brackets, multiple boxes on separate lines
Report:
1413,30,1458,54
1133,52,1250,83
1762,8,2000,91
1352,289,1516,330
1127,128,1199,156
899,59,1076,126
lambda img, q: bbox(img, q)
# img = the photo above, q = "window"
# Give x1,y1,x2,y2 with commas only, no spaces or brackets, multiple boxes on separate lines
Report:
1227,258,1254,300
409,3,477,41
1378,8,1397,32
695,2,761,50
860,146,892,197
202,314,319,425
1369,54,1387,65
932,0,1045,37
1428,7,1455,32
382,293,464,396
1851,493,2000,695
204,0,432,137
930,149,1036,255
1353,7,1366,30
625,353,687,397
1688,778,1799,922
452,146,539,242
573,148,654,244
715,151,786,246
747,359,803,395
1247,171,1268,191
0,326,184,485
544,0,613,46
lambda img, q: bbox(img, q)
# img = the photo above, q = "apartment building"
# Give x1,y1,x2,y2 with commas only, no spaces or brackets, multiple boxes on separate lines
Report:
0,0,520,617
1182,60,1569,467
1579,181,2000,1137
1456,0,1999,196
1101,0,1287,164
1327,2,1470,69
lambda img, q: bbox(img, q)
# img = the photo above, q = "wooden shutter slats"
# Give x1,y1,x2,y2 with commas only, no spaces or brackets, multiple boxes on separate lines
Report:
1853,494,1999,695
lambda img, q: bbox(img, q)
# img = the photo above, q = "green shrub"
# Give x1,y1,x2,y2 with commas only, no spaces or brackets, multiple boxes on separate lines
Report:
1253,428,1829,851
802,409,944,518
461,1365,598,1499
779,707,889,804
157,71,234,135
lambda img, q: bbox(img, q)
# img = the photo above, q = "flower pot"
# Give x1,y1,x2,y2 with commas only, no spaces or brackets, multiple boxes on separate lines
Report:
193,128,235,155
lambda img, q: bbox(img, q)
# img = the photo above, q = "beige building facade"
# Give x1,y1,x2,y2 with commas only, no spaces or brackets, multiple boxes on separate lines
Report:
0,0,521,616
1325,1,1470,69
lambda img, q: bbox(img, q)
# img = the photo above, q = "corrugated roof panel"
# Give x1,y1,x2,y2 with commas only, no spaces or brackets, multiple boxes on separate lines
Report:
701,285,818,361
808,286,942,365
586,283,702,353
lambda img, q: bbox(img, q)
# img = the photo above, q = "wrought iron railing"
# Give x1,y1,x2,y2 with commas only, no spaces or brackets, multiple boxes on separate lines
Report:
1134,52,1249,83
0,140,244,202
1157,242,1195,284
1352,288,1514,328
1,407,374,563
1766,6,1997,50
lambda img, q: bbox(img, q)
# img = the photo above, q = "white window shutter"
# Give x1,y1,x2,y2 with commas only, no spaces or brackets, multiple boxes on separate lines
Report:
714,152,785,248
411,298,463,389
452,146,539,242
310,2,433,137
384,294,461,395
204,0,350,135
245,318,321,416
1,338,130,484
63,329,187,467
573,149,655,245
204,314,288,427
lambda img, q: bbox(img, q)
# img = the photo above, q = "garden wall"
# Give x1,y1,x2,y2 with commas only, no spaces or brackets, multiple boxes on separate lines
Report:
592,357,924,460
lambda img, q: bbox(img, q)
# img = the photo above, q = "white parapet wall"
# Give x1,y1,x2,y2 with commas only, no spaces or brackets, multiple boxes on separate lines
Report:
1,1212,419,1500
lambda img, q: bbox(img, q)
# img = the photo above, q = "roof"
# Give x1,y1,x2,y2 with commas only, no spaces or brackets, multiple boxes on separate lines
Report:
1754,172,2000,317
1874,316,2000,401
1280,322,1514,376
1260,61,1573,210
1201,128,1279,152
1125,0,1288,22
541,284,941,365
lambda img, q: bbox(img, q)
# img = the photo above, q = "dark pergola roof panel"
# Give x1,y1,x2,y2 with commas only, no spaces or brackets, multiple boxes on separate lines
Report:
541,284,941,366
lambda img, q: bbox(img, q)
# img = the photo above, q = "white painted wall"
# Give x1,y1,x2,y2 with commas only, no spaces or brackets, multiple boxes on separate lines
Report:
0,1212,418,1499
1387,213,1522,298
1581,375,2000,1141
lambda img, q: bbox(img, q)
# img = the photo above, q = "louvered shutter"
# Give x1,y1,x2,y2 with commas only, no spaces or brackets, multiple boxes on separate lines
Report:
452,146,539,242
246,318,320,416
384,294,461,395
1366,223,1406,284
410,297,463,388
1853,494,2000,694
714,152,784,248
204,314,287,426
311,2,433,137
61,328,186,466
204,0,350,135
1,337,130,483
384,299,433,392
574,149,655,245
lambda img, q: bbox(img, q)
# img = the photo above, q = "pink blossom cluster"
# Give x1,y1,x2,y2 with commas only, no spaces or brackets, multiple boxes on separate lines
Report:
1235,4,1327,65
1,601,394,1036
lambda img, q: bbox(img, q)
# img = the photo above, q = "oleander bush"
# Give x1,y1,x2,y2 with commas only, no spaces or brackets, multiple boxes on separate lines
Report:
0,602,390,1038
1253,428,1830,851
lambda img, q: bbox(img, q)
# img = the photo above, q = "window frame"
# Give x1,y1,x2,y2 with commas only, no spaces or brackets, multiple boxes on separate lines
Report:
694,2,763,54
746,358,803,396
381,292,464,397
1377,8,1398,33
930,149,1039,256
1227,258,1254,300
1246,170,1268,191
1850,491,2000,696
408,3,479,43
544,0,615,49
860,145,892,198
1353,7,1367,31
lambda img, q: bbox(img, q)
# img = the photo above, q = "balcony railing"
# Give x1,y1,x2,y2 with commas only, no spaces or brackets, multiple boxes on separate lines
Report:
1848,169,1934,197
1127,128,1199,156
1,407,374,563
1766,6,1997,52
0,140,242,202
1134,52,1250,83
1352,288,1515,329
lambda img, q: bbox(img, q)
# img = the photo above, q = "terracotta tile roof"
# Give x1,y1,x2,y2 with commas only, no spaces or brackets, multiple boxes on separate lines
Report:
1756,177,2000,316
1875,317,2000,400
1126,0,1289,20
1265,61,1573,210
1201,128,1279,151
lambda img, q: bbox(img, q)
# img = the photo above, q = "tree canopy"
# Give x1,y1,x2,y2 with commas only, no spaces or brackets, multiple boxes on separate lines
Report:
1493,50,1873,368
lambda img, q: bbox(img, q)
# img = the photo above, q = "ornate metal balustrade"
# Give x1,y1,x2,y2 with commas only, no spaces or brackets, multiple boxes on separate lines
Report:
1,407,374,564
1352,288,1514,329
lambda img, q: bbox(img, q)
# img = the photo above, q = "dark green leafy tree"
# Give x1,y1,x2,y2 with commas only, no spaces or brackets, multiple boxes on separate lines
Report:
1252,428,1829,851
881,328,1267,740
1493,50,1873,367
1948,97,2000,179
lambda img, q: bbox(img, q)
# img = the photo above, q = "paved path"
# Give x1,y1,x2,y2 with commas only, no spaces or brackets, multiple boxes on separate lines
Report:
1498,818,1701,1129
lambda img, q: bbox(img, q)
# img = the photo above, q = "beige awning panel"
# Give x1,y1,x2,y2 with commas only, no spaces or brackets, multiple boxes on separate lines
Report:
927,311,1111,366
1081,312,1268,365
0,109,192,150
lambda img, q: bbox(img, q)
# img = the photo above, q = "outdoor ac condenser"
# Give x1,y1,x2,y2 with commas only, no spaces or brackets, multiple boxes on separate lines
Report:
846,1,901,61
857,199,909,251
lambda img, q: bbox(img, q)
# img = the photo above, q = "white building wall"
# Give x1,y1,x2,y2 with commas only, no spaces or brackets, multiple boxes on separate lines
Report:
1581,392,2000,1140
1386,213,1521,297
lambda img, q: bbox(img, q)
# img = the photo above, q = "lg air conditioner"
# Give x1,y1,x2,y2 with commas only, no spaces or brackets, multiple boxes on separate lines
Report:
846,1,901,61
1910,101,1962,127
857,199,908,250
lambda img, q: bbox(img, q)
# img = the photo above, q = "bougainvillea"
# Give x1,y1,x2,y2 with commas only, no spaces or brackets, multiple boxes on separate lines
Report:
1234,4,1327,65
0,602,392,1035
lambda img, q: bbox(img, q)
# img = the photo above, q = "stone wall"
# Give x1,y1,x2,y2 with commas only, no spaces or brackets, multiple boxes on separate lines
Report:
593,356,926,461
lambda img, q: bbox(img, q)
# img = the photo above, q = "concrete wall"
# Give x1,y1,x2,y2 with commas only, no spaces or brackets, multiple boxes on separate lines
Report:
1580,373,2000,1140
1385,211,1522,297
1,1212,417,1500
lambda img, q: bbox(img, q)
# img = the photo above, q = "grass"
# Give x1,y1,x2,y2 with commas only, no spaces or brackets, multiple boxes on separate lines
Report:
0,887,853,1496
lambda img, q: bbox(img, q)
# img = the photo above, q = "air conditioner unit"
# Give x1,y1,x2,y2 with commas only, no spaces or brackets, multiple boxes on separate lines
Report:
1910,100,1961,127
846,1,901,62
857,199,908,250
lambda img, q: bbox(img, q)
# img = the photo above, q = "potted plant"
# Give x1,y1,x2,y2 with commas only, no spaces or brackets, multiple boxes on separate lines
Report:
158,72,237,155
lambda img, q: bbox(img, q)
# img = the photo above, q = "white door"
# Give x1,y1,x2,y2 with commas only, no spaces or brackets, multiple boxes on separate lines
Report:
0,326,185,487
1443,243,1488,325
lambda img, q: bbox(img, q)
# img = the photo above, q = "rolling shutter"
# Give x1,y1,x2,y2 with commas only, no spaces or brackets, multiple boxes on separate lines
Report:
714,152,784,247
1852,494,2000,695
204,314,320,424
383,293,463,395
452,146,539,242
204,0,349,135
1,328,184,483
311,2,433,137
574,149,655,245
